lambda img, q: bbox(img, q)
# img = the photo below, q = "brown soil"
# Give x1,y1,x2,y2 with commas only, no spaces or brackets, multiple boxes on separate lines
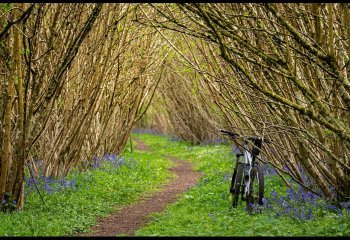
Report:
78,138,202,236
132,137,151,151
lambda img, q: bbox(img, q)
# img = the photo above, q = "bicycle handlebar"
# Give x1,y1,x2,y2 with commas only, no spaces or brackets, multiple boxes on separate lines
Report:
219,129,271,143
220,129,271,158
219,129,239,139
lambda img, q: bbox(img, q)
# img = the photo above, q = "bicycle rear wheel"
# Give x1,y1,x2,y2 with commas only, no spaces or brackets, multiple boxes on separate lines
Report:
231,163,244,208
246,164,264,214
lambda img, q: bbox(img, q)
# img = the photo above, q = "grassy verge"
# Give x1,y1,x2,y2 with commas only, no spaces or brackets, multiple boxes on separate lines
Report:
134,133,350,236
1,132,349,236
0,139,174,236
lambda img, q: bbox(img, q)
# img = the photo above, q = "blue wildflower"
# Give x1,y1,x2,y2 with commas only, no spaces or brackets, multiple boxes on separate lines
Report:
232,145,242,155
339,202,350,209
271,190,277,198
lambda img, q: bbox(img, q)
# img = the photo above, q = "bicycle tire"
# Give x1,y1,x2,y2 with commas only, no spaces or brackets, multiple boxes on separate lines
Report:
229,165,238,194
246,164,264,214
232,163,244,208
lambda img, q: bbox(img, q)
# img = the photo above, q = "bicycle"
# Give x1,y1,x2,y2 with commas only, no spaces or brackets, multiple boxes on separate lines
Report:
220,129,268,214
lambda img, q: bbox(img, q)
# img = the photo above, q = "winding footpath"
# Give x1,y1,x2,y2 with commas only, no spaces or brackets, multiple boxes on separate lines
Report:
79,138,202,236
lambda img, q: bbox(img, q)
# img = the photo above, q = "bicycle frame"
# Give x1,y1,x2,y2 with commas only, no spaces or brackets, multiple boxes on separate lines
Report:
236,140,258,200
221,129,266,211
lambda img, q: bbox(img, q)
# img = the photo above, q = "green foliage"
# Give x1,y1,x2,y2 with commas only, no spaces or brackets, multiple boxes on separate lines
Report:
19,48,30,56
0,3,13,13
324,129,333,137
134,133,350,236
1,133,349,236
14,75,19,85
0,143,173,236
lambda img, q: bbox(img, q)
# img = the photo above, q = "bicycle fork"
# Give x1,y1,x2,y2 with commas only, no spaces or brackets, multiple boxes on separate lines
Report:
242,142,253,200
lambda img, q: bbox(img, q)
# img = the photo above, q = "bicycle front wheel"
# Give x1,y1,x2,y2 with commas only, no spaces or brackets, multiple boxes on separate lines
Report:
232,163,244,208
246,164,264,214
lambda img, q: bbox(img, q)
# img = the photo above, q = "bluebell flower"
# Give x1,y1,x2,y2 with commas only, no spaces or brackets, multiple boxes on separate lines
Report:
339,202,350,209
286,188,295,198
309,212,314,219
232,145,241,155
281,200,288,208
269,167,277,175
306,208,313,219
46,185,51,194
311,197,317,206
326,204,337,210
271,190,277,198
262,198,268,205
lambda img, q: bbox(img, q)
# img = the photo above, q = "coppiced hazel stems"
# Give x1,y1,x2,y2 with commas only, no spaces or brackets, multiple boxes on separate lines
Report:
136,3,350,202
1,3,350,210
0,3,168,210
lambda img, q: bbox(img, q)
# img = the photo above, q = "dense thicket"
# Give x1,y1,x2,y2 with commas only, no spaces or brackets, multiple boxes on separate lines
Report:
0,3,166,209
1,3,349,210
135,3,350,203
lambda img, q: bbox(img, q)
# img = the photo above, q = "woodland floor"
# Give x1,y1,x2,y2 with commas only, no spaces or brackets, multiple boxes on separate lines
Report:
78,138,202,236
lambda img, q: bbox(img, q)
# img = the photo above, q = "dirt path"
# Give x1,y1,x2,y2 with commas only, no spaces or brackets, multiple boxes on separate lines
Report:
79,138,202,236
132,137,151,151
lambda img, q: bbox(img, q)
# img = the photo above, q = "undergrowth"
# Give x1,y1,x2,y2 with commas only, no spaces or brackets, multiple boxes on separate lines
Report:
133,133,350,237
0,141,173,236
1,132,349,236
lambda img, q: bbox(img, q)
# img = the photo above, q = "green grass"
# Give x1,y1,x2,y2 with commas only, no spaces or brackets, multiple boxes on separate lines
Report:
0,140,174,236
133,133,350,236
1,132,349,236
